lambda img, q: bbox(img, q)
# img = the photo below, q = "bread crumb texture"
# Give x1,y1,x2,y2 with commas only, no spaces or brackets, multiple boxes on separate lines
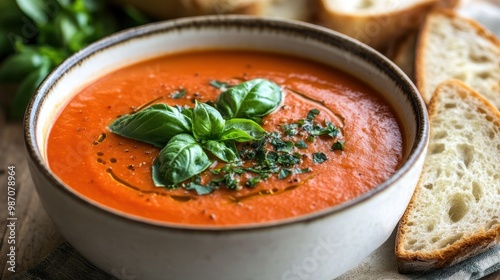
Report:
397,80,500,271
420,10,500,108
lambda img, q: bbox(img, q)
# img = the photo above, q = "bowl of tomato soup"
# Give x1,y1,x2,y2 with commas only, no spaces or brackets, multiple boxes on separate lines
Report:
25,16,429,280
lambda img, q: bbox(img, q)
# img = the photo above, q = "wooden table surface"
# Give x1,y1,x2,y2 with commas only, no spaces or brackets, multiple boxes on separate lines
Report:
1,106,499,279
0,113,65,279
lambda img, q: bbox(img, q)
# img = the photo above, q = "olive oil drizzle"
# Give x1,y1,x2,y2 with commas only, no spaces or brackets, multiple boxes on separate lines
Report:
228,175,314,203
105,168,194,202
286,87,345,129
93,133,107,145
133,96,164,113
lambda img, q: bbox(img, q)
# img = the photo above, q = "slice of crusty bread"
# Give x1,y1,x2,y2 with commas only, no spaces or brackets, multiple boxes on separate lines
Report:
396,79,500,273
316,0,439,50
415,9,500,108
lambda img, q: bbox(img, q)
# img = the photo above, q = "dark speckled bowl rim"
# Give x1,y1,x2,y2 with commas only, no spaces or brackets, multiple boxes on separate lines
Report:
24,15,429,233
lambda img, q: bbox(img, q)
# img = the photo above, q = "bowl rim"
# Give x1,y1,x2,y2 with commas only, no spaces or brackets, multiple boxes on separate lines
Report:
24,15,429,232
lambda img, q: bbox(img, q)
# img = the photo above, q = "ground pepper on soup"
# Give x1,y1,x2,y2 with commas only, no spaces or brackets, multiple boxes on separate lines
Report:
47,50,403,226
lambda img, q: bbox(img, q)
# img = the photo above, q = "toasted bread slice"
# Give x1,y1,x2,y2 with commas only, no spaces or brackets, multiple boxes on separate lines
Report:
416,9,500,108
396,79,500,273
316,0,439,50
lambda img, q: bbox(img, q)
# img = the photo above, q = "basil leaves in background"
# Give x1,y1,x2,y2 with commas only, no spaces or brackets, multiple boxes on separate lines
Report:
110,78,282,187
0,0,150,119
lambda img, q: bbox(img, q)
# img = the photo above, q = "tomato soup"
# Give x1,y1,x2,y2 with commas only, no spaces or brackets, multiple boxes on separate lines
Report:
47,50,403,226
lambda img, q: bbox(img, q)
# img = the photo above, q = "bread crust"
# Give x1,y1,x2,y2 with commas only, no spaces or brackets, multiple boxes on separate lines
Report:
316,0,439,50
395,80,500,274
415,9,500,105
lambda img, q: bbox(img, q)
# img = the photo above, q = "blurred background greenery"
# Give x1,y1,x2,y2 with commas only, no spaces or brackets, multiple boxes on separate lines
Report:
0,0,151,119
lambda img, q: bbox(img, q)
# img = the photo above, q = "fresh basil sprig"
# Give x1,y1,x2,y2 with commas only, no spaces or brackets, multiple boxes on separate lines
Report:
215,78,282,121
110,78,281,187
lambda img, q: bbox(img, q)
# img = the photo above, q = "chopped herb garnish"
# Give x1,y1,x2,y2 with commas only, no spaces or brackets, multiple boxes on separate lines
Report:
246,176,261,187
332,141,345,151
282,123,298,136
295,140,308,149
307,108,320,121
171,88,186,99
270,136,294,153
295,167,312,174
313,152,328,163
310,121,339,137
209,171,239,190
306,135,315,143
278,168,292,180
277,153,301,167
209,80,230,90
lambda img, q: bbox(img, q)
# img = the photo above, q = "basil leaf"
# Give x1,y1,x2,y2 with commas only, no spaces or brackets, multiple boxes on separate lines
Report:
312,152,328,163
245,176,261,187
55,13,80,49
295,167,312,174
220,118,266,142
307,108,320,121
332,141,345,151
0,51,46,83
278,168,292,180
9,62,51,119
170,88,186,99
209,80,229,90
109,104,192,147
203,140,238,163
152,134,211,186
295,140,308,149
282,123,298,136
270,137,294,153
192,101,225,140
215,78,282,119
0,2,25,58
16,0,50,25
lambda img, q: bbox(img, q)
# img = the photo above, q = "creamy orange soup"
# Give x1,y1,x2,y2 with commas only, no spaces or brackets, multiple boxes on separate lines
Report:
47,50,403,226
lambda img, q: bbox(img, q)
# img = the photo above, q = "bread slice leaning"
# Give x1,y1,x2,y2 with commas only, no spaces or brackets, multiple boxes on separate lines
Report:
396,79,500,273
316,0,439,50
416,9,500,108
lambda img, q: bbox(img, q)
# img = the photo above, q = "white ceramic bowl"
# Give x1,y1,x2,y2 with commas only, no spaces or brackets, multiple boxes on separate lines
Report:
25,16,429,280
